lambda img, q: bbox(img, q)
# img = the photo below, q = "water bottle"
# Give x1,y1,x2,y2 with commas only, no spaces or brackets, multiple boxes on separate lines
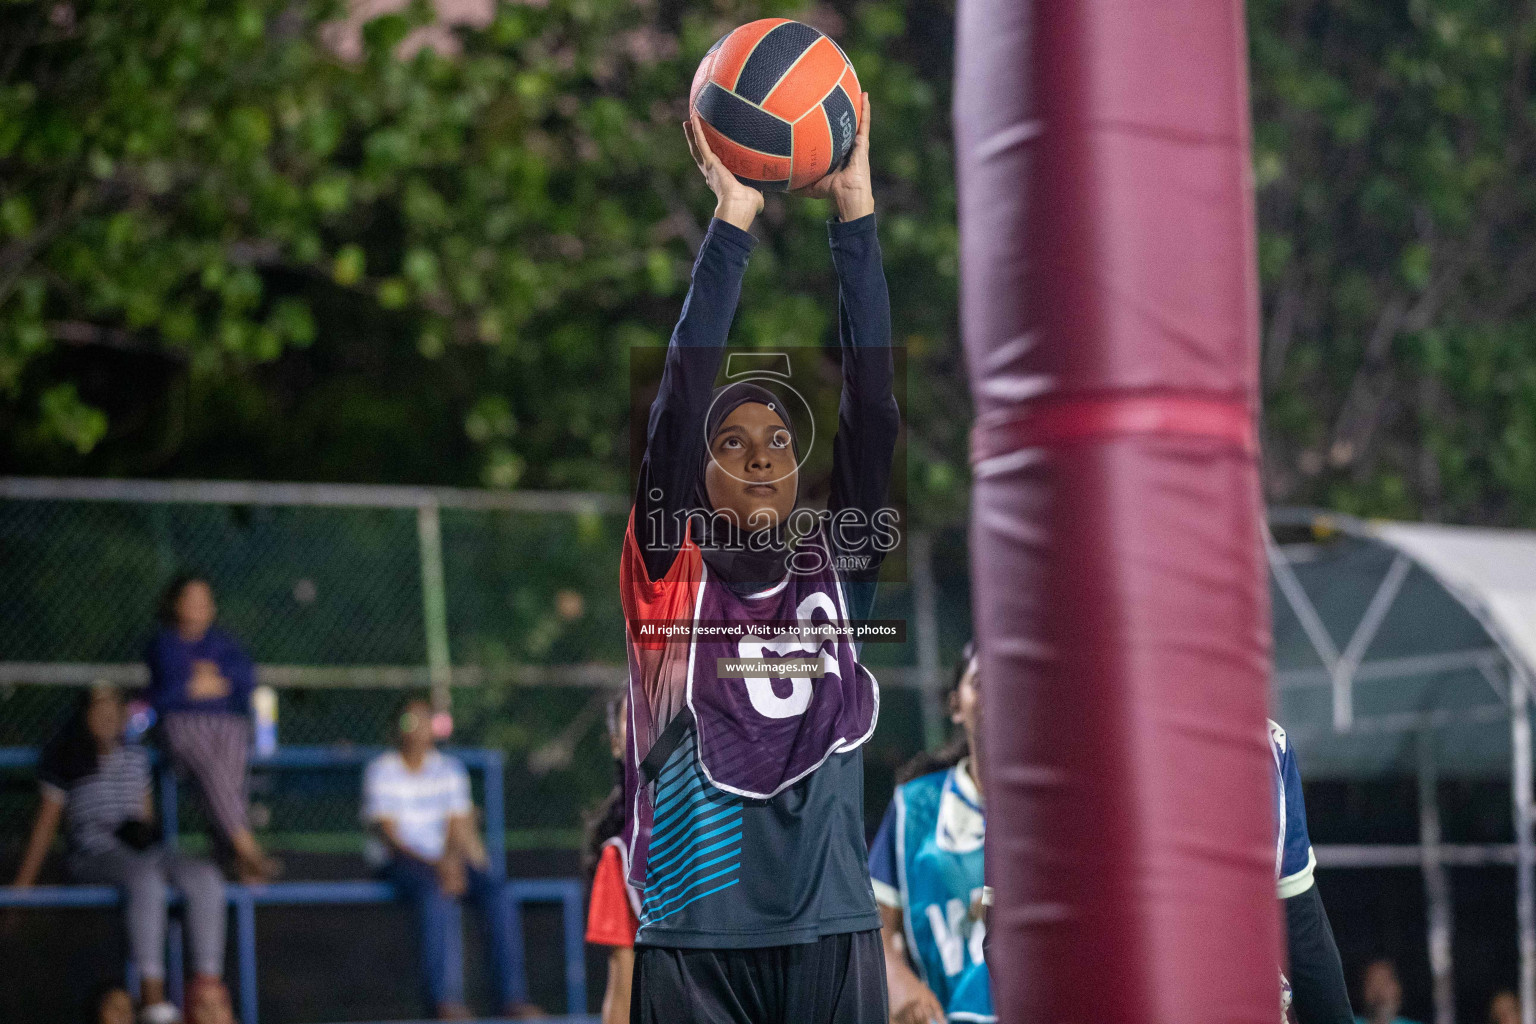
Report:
124,699,156,743
253,685,278,758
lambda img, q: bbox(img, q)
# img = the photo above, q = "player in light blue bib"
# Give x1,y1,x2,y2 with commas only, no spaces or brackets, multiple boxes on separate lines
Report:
869,643,992,1024
1271,719,1353,1023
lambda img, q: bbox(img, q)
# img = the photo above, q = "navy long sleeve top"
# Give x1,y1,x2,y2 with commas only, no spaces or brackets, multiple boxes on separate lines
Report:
145,626,256,717
634,213,900,619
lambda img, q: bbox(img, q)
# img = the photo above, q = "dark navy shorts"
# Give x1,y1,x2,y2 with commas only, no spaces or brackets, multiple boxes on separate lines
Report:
631,928,887,1024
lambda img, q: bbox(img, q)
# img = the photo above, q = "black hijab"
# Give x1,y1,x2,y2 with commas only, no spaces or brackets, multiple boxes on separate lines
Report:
692,381,801,594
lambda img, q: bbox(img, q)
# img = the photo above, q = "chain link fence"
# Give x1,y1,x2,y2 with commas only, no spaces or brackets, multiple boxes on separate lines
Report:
0,478,973,855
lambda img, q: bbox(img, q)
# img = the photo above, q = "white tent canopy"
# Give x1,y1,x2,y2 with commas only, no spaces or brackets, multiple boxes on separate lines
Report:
1268,510,1536,1024
1377,523,1536,677
1270,513,1526,776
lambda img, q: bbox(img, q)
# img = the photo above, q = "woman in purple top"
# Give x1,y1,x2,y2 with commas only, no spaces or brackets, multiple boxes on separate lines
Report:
145,576,279,882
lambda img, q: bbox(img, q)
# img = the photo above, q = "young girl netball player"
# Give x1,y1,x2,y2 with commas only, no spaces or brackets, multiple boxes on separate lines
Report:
868,643,992,1024
620,95,898,1024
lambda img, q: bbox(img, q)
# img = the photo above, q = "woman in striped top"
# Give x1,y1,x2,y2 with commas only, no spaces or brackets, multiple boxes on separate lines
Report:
13,685,231,1024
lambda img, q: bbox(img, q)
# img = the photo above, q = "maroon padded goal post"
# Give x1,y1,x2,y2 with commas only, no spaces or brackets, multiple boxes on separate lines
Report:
955,1,1281,1020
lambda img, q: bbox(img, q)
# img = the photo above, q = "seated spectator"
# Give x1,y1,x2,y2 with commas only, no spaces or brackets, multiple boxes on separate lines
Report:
1356,960,1422,1024
869,643,992,1024
1270,718,1352,1024
363,698,538,1021
13,685,230,1024
146,575,278,883
1490,990,1520,1024
584,694,637,1024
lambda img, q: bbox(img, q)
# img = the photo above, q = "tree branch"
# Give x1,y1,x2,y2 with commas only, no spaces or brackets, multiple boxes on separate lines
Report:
47,320,187,361
0,216,69,309
1511,0,1536,142
0,4,47,86
1326,294,1405,467
1327,253,1463,469
1262,276,1303,386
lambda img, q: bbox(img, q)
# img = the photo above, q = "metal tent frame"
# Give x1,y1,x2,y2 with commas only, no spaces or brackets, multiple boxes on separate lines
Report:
1268,509,1535,1024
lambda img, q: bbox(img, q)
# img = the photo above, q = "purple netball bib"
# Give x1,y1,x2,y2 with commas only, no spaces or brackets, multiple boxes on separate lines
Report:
686,529,879,799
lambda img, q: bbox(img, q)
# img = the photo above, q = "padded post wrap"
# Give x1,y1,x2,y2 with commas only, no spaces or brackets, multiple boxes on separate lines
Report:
954,0,1282,1020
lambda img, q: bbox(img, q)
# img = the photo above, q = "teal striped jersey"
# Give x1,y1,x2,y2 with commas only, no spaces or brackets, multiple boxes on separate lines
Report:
635,728,878,947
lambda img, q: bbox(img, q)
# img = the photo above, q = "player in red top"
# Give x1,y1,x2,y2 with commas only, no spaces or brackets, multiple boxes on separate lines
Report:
585,695,641,1024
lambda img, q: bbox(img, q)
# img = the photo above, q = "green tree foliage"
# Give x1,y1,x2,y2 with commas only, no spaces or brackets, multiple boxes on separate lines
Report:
0,0,962,518
14,1,1533,529
1251,0,1536,524
1,1,335,454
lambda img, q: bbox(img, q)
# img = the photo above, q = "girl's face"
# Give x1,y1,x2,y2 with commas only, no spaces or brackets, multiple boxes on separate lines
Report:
703,402,798,531
86,688,125,748
949,659,981,747
176,580,217,637
398,699,435,758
